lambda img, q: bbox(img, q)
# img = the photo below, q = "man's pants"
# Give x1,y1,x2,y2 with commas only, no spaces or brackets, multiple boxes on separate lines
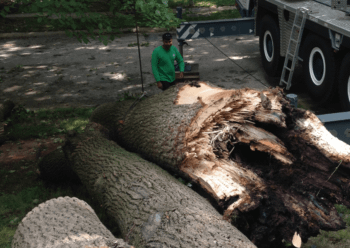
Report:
160,80,176,91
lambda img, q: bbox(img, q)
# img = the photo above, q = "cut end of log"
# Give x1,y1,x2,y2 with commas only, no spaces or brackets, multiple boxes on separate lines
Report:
179,86,293,211
11,197,124,248
174,82,350,246
174,81,232,106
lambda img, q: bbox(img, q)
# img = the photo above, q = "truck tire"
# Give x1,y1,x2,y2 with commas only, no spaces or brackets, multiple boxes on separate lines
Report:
338,52,350,111
302,33,339,103
259,15,284,78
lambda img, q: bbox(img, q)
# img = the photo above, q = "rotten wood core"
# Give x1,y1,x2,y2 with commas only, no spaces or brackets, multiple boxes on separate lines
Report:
174,82,350,246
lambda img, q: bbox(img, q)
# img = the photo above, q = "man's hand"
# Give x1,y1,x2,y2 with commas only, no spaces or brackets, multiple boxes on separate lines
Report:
157,81,163,89
179,72,184,79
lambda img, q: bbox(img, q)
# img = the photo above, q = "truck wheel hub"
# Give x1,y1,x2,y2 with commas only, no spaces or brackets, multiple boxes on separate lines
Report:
309,47,326,86
263,31,274,62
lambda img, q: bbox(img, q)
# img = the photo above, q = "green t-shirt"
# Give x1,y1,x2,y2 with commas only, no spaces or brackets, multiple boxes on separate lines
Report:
151,45,185,83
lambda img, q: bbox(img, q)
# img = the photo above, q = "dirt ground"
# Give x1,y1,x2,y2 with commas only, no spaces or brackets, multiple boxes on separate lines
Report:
0,33,166,113
0,32,342,115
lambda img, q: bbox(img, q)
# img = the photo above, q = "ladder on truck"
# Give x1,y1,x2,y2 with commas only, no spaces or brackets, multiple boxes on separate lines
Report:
279,7,310,90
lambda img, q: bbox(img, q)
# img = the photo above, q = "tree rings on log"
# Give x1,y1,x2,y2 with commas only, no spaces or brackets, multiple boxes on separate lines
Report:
11,196,133,248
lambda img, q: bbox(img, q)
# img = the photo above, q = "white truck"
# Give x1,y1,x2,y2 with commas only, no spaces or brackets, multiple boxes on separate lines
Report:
251,0,350,110
178,0,350,110
176,0,350,144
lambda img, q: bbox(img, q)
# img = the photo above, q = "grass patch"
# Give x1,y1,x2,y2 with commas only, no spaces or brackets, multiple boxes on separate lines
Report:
4,104,95,141
3,91,140,141
0,91,142,247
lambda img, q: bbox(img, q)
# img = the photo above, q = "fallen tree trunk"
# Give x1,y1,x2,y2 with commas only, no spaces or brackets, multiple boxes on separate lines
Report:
89,81,350,247
61,121,257,248
12,196,133,248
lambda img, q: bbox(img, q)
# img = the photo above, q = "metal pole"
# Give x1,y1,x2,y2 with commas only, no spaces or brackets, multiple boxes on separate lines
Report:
134,0,144,93
176,7,184,58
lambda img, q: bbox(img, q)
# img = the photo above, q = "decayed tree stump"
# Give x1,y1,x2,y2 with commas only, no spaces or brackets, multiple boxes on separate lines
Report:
61,121,257,248
89,81,350,247
12,196,133,248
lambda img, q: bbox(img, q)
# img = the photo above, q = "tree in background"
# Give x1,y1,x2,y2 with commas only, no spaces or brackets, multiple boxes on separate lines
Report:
0,0,185,45
0,0,187,92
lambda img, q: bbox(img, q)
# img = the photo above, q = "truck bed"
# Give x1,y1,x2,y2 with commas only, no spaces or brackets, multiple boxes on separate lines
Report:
264,0,350,38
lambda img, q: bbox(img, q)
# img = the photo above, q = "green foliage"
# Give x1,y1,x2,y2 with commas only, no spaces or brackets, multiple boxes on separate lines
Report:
336,204,350,226
0,0,184,45
0,0,241,34
127,0,184,30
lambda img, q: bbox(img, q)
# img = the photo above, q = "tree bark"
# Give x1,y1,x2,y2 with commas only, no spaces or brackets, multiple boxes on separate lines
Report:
12,196,133,248
89,81,350,247
61,121,257,248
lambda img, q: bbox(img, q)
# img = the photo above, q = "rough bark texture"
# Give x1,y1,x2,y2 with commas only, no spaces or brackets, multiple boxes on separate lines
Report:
61,121,257,248
88,89,203,178
12,196,133,248
0,99,15,145
89,81,350,247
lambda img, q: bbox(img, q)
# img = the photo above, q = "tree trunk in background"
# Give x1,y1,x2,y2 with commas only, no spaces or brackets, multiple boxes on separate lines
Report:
12,196,134,248
0,99,15,145
89,81,350,247
62,121,257,248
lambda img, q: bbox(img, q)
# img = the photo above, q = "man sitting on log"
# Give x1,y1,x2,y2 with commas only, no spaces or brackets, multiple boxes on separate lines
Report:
151,33,184,91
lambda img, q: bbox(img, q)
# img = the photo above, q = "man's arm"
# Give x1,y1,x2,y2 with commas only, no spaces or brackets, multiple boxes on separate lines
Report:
151,50,162,89
151,50,161,81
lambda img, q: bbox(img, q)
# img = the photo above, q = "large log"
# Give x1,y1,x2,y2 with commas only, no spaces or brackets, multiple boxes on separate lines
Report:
12,196,133,248
89,81,350,247
61,121,257,248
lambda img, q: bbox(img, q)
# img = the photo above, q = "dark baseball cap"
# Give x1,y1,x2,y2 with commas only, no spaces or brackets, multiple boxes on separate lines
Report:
162,33,172,41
